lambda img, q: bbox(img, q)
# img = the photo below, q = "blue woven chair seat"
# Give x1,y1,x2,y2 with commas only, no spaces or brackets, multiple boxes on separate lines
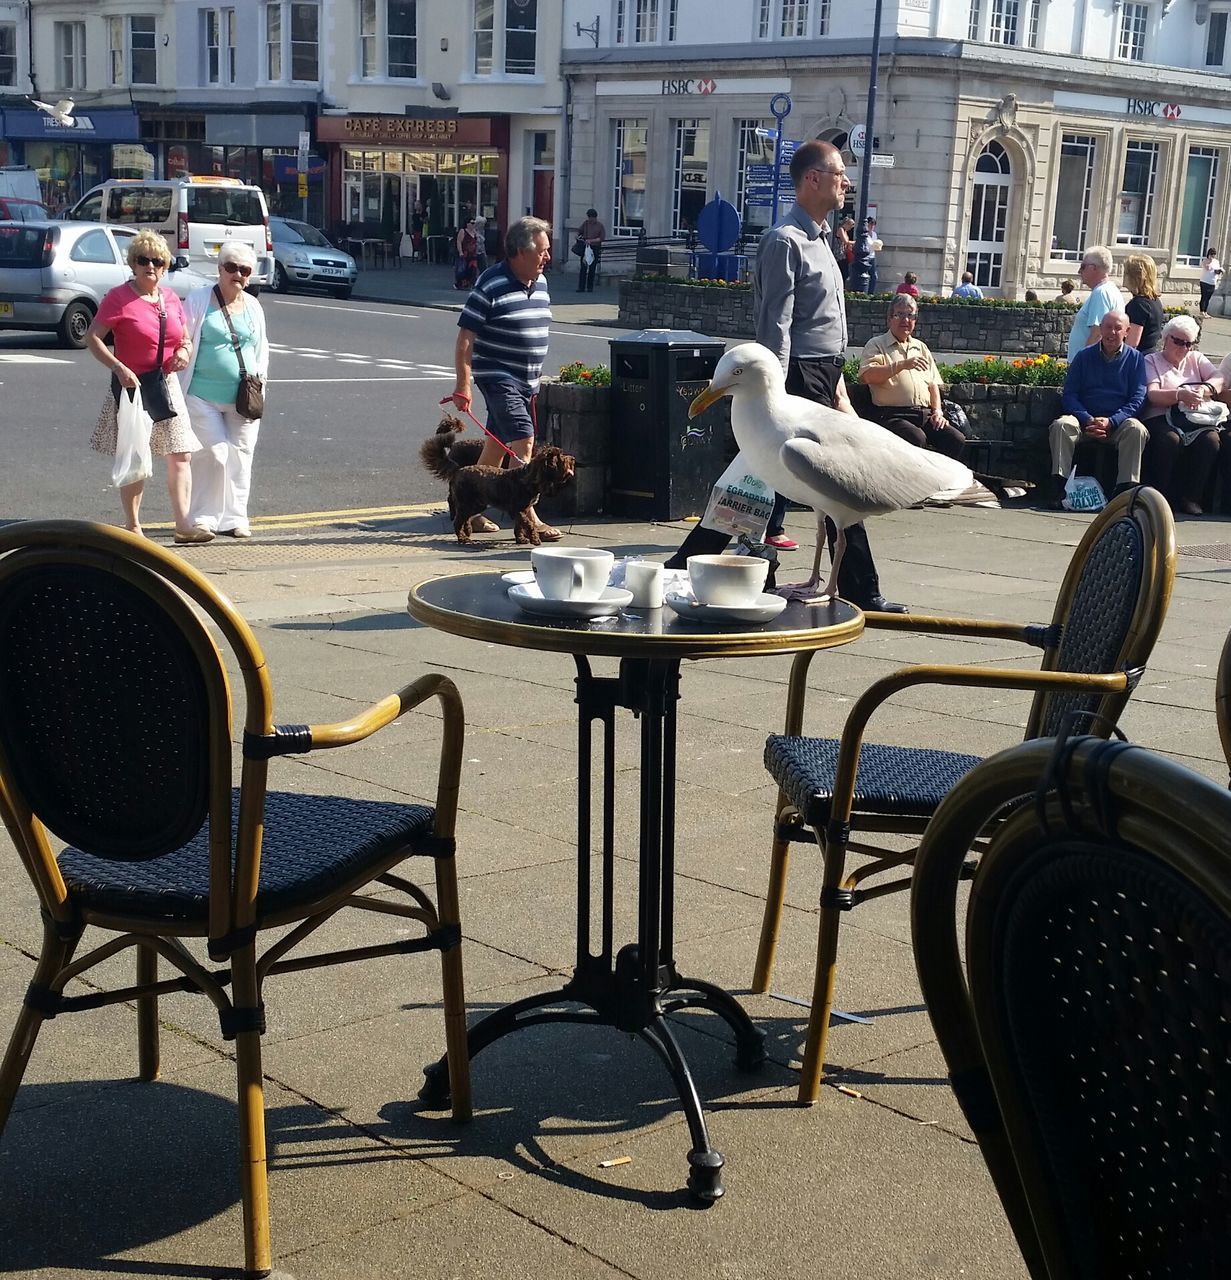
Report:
765,735,982,827
59,790,435,923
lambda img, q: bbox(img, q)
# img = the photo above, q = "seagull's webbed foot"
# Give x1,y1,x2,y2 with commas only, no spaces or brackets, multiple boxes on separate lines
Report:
776,579,830,602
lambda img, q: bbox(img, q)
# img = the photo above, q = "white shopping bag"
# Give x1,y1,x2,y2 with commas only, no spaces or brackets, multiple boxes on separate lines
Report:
1062,465,1106,513
112,387,153,488
583,245,595,266
700,452,775,540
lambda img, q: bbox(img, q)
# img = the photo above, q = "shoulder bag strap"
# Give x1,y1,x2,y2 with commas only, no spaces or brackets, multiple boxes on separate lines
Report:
213,283,250,379
153,295,166,373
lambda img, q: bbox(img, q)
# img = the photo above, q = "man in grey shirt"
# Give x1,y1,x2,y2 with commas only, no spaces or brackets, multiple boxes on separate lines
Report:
751,138,903,612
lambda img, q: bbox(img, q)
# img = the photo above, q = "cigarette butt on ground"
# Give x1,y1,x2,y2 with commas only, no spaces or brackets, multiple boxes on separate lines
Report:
598,1156,633,1168
836,1085,864,1099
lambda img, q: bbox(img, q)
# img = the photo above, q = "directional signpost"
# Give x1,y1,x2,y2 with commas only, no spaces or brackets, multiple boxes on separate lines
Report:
769,94,792,224
297,129,310,218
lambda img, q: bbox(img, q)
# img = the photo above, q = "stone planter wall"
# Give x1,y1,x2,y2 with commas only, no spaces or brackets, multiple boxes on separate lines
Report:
536,380,611,517
942,383,1061,482
618,277,1074,355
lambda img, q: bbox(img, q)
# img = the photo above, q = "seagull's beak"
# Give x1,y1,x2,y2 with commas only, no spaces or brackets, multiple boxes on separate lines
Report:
688,382,728,419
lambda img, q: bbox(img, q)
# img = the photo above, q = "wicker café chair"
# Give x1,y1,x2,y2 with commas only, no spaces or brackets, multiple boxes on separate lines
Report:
754,487,1176,1103
0,521,470,1279
1216,627,1231,783
912,736,1231,1278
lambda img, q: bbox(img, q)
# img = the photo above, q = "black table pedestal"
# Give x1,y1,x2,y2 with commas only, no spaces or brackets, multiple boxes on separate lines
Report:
423,654,766,1202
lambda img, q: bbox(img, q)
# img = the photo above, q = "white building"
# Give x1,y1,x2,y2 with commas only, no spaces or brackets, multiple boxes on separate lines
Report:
560,0,1231,298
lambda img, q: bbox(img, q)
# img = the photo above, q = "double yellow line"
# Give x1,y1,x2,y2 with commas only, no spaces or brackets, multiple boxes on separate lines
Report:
144,502,445,533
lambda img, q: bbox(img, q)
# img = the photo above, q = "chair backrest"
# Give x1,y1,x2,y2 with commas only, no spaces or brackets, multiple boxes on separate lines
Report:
0,522,275,936
1025,486,1174,742
913,737,1231,1279
1216,627,1231,785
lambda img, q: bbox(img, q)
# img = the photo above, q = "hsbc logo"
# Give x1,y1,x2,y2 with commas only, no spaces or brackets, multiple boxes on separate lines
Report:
1126,98,1182,119
661,76,718,95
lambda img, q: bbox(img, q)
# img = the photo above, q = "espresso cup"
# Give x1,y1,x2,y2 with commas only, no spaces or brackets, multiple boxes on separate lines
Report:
687,554,769,607
531,546,614,602
625,559,665,609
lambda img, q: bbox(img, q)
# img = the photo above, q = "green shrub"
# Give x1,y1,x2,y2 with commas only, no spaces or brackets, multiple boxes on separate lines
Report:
555,360,612,387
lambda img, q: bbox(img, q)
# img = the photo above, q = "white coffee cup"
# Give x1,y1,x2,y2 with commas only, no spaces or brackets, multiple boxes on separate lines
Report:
625,559,665,609
687,554,769,607
531,546,614,602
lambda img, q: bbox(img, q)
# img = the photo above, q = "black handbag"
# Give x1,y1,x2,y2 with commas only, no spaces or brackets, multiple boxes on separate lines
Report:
113,300,175,421
571,235,586,259
214,285,265,420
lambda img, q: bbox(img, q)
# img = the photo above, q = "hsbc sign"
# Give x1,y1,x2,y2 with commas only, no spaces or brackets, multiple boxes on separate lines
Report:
661,77,717,95
1126,98,1182,119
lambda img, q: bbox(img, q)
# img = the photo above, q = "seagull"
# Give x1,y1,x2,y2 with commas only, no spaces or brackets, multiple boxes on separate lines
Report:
688,342,1003,603
30,98,75,127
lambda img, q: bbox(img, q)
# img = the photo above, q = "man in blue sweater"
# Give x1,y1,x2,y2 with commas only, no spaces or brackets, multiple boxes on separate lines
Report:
1046,310,1148,509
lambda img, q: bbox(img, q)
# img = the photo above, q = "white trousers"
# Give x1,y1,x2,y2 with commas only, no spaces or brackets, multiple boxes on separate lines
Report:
186,394,260,532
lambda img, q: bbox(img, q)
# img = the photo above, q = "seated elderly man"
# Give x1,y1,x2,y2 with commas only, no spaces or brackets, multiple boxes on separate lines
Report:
859,294,966,458
1045,309,1148,509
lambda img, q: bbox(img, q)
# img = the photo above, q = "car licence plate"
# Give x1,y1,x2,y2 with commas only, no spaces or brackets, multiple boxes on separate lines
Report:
320,266,345,276
0,301,13,318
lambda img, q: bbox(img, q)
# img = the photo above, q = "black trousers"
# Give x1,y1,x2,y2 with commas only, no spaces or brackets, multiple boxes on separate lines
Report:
665,356,883,605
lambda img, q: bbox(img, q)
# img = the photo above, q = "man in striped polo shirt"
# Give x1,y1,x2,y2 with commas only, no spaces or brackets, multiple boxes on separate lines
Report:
448,215,560,540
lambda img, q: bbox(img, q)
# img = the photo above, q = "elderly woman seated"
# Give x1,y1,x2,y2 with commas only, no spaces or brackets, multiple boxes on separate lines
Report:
858,294,966,458
1142,315,1227,515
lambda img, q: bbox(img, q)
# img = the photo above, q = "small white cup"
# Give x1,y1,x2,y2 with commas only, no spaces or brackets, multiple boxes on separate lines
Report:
531,546,614,601
625,559,665,609
687,554,769,607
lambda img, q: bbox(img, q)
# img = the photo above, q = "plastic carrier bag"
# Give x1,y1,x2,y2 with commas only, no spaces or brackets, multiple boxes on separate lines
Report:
701,453,776,540
112,386,153,488
1062,466,1106,513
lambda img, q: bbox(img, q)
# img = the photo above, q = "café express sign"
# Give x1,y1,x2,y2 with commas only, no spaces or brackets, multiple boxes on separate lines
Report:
316,115,501,146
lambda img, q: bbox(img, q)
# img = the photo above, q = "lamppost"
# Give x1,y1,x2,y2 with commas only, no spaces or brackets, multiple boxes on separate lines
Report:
848,0,884,294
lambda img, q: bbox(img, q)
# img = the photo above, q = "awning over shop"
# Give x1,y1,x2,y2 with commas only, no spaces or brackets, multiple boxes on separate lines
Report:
0,107,140,142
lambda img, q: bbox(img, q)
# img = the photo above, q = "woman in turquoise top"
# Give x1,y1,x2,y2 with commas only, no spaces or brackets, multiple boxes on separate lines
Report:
180,241,270,539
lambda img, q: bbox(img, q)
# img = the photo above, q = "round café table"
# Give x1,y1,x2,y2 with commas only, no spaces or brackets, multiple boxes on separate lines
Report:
408,571,863,1201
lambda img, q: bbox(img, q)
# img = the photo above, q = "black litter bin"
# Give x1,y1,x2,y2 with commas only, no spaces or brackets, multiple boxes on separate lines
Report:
607,329,728,521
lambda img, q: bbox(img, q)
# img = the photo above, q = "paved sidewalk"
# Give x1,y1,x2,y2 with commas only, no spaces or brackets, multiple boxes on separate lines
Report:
1,495,1228,1278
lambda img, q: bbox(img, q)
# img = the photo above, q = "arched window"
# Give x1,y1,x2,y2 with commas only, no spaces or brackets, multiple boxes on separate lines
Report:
966,141,1011,288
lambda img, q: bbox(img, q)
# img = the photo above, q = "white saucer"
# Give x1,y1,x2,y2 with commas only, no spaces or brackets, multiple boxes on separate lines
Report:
508,582,634,619
664,590,788,625
501,570,536,586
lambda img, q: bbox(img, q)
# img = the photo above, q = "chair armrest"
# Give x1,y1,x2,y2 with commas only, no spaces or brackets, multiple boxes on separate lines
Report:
304,673,461,750
826,662,1134,833
863,611,1047,645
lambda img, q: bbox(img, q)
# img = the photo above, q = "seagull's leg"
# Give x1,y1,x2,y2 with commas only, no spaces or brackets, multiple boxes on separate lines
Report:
776,512,828,601
818,525,846,601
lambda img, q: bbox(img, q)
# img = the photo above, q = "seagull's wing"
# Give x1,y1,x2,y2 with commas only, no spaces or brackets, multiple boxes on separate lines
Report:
54,99,75,115
30,99,52,113
779,399,975,517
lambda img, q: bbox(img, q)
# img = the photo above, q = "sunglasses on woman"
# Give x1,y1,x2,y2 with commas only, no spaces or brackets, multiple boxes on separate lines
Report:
222,262,253,277
135,255,165,268
1168,336,1196,348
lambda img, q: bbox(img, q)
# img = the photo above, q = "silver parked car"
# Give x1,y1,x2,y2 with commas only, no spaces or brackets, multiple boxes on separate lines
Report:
269,217,357,299
0,220,214,348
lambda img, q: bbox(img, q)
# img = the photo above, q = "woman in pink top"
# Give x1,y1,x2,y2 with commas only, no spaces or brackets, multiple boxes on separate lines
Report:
1142,315,1226,515
86,230,205,541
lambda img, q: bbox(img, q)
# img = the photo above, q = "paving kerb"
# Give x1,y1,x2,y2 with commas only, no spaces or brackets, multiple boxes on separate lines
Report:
2,445,1230,1273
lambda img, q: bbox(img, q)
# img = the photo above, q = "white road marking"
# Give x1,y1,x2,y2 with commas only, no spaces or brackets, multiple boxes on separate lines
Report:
264,298,419,319
266,375,450,383
0,353,74,364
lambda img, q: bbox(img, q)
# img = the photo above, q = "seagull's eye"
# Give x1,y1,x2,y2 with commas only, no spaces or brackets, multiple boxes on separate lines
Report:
732,367,742,376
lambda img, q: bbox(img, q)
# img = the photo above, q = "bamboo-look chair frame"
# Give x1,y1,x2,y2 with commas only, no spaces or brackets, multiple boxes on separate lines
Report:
912,736,1231,1278
752,487,1176,1103
0,521,471,1280
1216,627,1231,783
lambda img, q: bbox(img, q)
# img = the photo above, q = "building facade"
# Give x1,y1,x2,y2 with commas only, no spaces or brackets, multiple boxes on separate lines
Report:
1,1,566,243
560,0,1231,298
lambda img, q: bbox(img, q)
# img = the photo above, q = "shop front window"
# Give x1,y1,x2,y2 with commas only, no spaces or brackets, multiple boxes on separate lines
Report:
612,118,647,237
735,118,772,238
1051,133,1096,261
1177,147,1220,266
1117,140,1160,245
672,118,709,235
0,22,15,86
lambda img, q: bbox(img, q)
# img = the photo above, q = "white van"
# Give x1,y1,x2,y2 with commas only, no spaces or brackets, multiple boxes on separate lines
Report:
0,166,43,203
67,177,274,290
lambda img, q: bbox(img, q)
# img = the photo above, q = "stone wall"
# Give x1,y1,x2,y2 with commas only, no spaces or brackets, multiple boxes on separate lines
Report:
618,277,1074,355
942,383,1061,482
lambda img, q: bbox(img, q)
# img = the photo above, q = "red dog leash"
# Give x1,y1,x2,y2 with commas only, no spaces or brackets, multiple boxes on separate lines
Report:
439,395,537,467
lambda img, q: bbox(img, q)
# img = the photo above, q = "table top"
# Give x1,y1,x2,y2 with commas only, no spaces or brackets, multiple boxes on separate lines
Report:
407,571,863,660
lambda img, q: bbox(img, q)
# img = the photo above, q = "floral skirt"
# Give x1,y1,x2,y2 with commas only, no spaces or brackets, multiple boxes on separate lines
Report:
90,371,200,458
